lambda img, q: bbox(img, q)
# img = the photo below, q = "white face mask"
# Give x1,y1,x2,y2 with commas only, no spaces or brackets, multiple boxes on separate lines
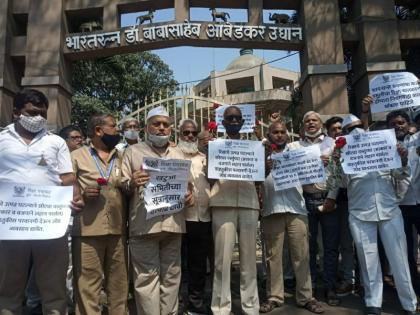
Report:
178,139,199,154
147,133,170,147
305,128,323,138
124,130,139,141
19,114,47,133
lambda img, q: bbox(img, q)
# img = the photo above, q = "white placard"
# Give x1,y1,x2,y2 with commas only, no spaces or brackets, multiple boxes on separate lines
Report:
216,104,256,133
208,139,265,181
271,146,325,191
0,183,72,240
142,158,191,220
341,129,401,174
369,72,420,113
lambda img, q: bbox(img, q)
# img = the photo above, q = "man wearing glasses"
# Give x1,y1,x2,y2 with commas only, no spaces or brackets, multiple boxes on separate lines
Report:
178,119,211,315
210,106,260,315
59,125,84,152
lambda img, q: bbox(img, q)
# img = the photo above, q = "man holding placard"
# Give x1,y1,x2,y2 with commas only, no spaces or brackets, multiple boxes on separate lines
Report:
121,106,193,315
71,113,128,315
289,111,341,306
260,121,324,314
328,114,418,315
0,89,83,315
208,105,261,315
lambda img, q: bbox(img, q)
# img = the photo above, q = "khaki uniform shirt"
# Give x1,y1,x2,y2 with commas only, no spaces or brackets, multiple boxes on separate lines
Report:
121,142,187,237
71,146,126,236
183,151,211,222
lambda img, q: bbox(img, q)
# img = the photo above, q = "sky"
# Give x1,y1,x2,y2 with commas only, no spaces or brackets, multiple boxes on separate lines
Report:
120,8,300,86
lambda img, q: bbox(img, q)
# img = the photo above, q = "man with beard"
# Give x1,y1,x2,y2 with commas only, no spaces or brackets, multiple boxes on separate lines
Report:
0,89,83,315
290,111,340,306
71,113,128,315
121,106,193,315
210,105,260,315
178,119,211,315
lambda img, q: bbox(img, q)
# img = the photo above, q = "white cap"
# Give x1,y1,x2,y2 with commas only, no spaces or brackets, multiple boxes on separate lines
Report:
342,114,362,130
146,106,169,121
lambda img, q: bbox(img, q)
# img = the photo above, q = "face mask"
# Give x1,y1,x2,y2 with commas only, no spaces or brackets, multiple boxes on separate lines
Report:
305,128,323,138
178,139,199,154
19,115,47,133
225,124,242,134
124,130,138,141
148,133,170,147
101,132,121,150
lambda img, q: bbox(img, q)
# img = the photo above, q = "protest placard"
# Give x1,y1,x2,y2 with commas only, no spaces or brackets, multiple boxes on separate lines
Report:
215,104,256,133
271,146,325,191
341,129,401,174
0,183,72,240
369,72,420,113
208,139,265,181
143,157,191,219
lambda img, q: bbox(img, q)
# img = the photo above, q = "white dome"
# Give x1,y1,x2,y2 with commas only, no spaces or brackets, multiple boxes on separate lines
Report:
226,49,264,71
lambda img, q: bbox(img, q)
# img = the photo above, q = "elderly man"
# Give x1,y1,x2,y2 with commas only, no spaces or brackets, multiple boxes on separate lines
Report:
290,111,340,306
116,117,141,152
121,106,193,315
0,89,83,315
210,105,260,315
178,119,211,315
71,113,128,315
328,114,418,315
260,121,323,314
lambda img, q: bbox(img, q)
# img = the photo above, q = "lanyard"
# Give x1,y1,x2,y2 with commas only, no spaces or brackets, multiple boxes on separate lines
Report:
89,148,116,180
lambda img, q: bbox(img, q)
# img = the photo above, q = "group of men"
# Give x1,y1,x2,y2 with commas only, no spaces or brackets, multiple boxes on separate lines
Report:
0,88,420,315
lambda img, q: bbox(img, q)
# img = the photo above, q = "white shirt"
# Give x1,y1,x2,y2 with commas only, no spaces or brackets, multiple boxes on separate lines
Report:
0,124,73,186
399,132,420,205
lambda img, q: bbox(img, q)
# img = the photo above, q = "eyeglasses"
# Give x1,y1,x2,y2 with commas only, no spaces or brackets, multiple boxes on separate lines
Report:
182,130,198,137
224,115,243,122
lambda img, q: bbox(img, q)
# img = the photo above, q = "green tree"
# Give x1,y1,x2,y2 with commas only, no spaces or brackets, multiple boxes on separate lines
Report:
71,52,177,130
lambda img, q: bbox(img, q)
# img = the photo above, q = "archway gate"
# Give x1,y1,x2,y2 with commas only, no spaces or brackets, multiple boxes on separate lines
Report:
0,0,417,130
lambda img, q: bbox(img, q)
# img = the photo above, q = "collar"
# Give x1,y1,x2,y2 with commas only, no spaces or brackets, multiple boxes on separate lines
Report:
89,143,118,163
9,123,48,146
304,133,325,144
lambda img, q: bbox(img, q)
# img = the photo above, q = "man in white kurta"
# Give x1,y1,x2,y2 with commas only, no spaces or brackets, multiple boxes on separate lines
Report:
329,117,418,315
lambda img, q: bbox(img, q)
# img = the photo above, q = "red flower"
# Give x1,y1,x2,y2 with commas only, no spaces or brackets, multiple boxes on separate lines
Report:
335,137,347,149
270,143,279,151
208,121,218,131
212,103,220,110
96,178,108,186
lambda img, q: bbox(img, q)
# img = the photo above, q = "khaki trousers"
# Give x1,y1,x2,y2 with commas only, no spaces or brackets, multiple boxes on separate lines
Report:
72,235,128,315
0,237,68,315
211,207,259,315
261,213,312,306
129,232,182,315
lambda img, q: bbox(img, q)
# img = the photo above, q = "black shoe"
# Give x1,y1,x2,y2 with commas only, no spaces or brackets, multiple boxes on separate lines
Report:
325,289,340,306
365,306,381,315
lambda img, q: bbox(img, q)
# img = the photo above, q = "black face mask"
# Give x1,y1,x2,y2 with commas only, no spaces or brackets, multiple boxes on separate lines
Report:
101,133,121,150
225,124,243,134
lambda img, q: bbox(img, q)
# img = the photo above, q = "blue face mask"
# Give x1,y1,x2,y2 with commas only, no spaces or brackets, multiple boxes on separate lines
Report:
225,124,243,134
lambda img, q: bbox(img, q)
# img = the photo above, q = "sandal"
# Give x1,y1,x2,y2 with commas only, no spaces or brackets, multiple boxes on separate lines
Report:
300,299,324,314
259,300,283,313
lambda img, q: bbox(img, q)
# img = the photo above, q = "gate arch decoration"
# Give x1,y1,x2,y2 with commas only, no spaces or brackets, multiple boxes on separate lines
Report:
0,0,416,130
